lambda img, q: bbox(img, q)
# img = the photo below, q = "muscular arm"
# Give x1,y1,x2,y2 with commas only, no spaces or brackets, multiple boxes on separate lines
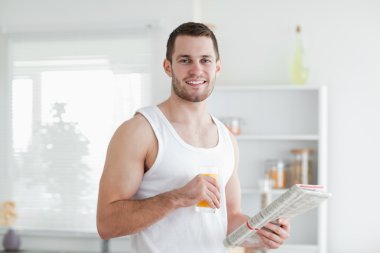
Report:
97,114,220,240
225,133,250,234
225,132,290,249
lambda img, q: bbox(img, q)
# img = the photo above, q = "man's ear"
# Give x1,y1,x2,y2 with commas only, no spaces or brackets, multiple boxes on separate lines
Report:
216,59,221,76
163,59,173,77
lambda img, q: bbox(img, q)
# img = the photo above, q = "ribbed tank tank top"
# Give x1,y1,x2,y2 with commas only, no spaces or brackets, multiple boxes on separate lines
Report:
131,105,234,253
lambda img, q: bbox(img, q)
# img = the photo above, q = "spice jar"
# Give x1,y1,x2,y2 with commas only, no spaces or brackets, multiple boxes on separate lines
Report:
290,148,313,185
265,160,287,189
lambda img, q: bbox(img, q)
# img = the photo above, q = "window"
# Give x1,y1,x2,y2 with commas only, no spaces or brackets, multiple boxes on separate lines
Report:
5,33,152,232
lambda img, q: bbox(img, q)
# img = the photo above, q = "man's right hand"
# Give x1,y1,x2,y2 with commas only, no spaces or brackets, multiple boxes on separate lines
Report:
171,174,221,209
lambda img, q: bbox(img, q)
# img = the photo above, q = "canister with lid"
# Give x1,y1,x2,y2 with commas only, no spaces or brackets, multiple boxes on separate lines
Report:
290,148,313,185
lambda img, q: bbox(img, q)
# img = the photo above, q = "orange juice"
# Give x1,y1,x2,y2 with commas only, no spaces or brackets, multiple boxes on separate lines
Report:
197,173,218,208
195,167,219,213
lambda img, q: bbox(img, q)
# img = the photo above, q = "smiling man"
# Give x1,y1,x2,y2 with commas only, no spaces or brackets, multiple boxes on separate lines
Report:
166,34,218,103
96,22,290,253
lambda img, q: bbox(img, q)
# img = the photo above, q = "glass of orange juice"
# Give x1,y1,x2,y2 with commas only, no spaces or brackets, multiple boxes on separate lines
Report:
195,166,219,213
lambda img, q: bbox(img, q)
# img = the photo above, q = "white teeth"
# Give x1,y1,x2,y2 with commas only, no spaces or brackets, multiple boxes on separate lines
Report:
187,80,205,84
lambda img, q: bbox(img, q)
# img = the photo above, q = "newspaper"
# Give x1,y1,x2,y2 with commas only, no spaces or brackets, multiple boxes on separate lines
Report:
223,184,331,248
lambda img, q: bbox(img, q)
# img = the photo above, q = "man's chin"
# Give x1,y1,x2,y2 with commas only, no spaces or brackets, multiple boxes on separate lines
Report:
172,81,214,103
178,94,209,103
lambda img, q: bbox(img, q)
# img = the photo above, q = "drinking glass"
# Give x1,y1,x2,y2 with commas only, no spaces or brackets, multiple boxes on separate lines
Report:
195,166,219,213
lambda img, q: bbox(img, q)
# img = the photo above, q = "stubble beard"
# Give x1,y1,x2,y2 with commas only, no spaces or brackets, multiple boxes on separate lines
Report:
171,73,215,103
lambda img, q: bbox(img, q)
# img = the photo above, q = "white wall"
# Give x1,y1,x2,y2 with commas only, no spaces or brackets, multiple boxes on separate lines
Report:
1,0,380,252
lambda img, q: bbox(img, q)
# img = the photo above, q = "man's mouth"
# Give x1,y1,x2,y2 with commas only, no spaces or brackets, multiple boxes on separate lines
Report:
185,80,207,87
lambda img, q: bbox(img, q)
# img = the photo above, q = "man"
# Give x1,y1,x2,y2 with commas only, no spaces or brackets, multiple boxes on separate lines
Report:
97,22,290,252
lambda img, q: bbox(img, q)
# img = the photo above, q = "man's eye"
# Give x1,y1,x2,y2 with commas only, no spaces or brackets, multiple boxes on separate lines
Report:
202,58,212,63
179,59,190,64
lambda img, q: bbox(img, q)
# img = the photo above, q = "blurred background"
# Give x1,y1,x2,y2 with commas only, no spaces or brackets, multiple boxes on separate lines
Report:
0,0,379,253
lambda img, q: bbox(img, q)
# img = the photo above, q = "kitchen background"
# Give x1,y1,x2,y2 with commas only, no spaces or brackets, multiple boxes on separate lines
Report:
0,0,379,253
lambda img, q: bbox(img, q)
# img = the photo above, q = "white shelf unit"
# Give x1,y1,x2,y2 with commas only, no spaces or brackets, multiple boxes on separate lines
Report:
209,85,328,253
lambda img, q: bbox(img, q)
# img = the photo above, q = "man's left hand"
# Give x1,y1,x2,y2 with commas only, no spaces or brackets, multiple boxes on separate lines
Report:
256,218,290,249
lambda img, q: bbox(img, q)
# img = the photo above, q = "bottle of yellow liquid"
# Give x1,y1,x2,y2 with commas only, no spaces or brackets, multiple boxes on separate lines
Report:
291,25,308,85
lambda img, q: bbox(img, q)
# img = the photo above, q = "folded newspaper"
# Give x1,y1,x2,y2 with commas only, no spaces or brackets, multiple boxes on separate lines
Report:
223,184,331,248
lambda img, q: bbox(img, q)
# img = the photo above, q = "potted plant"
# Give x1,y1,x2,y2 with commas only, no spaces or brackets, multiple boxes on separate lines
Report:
0,201,21,251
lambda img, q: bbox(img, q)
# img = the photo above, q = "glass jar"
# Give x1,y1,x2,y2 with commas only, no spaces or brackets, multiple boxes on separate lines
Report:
265,159,287,189
220,117,243,135
259,178,273,208
290,148,313,185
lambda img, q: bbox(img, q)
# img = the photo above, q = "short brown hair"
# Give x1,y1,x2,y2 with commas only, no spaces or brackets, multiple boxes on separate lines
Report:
166,22,219,62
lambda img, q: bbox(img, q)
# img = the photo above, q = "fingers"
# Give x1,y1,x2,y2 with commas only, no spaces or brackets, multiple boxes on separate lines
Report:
256,219,290,249
203,189,220,209
257,233,282,249
202,175,220,198
199,174,220,208
176,174,221,208
266,221,289,239
201,174,220,190
278,218,291,232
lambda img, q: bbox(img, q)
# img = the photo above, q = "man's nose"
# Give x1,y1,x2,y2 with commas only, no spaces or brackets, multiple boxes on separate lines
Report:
189,62,203,75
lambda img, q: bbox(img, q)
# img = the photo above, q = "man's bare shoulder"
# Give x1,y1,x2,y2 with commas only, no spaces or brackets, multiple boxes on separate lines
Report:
104,114,156,157
103,113,156,174
112,113,154,144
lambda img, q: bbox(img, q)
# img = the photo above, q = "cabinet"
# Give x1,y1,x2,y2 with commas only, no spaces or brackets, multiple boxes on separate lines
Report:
208,85,328,253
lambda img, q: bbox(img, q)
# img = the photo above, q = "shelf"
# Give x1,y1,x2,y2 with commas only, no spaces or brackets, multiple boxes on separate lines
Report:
0,228,98,239
209,85,328,253
235,134,319,141
241,188,288,195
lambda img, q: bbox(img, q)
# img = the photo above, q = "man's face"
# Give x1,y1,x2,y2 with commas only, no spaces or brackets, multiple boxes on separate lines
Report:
163,35,221,102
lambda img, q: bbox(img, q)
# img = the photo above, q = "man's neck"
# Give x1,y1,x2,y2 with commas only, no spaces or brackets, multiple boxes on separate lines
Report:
158,96,211,126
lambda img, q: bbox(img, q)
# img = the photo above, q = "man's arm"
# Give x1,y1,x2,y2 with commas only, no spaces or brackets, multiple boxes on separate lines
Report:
225,132,250,234
96,114,220,240
225,132,290,249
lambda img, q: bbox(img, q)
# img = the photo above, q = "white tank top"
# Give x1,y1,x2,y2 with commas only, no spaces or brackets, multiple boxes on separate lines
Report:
131,105,234,253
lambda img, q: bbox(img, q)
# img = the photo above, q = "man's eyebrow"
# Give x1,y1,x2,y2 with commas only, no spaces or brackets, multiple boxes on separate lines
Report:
175,54,214,59
176,54,191,59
